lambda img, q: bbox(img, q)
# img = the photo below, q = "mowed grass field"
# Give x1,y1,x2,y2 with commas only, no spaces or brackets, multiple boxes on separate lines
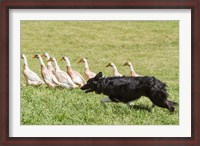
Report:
21,21,179,125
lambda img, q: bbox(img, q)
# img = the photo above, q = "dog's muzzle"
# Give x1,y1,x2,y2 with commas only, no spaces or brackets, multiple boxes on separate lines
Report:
80,84,88,90
85,89,94,93
80,85,93,93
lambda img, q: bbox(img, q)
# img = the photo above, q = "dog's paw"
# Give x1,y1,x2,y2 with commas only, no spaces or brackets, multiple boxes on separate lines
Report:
100,100,106,106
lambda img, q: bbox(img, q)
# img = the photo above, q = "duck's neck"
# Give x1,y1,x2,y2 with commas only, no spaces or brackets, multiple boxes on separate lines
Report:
83,60,89,70
38,56,45,67
112,65,119,74
47,62,54,69
67,66,72,73
129,65,136,74
65,59,72,72
65,58,71,67
46,55,53,67
53,60,60,70
23,56,29,70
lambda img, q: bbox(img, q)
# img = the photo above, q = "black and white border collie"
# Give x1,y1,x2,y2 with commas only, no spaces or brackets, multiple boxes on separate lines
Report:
81,72,176,112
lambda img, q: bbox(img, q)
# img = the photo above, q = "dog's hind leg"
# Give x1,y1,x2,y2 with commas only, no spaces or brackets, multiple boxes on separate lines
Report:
149,104,155,112
151,104,155,108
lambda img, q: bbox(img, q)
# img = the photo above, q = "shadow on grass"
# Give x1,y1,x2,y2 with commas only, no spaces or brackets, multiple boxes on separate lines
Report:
130,104,179,113
101,102,153,112
129,105,152,112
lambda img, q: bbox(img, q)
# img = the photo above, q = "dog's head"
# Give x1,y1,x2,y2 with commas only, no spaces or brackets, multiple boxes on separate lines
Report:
81,72,103,93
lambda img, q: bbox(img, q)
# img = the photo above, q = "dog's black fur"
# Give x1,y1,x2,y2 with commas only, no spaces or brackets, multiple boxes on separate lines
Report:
81,72,176,112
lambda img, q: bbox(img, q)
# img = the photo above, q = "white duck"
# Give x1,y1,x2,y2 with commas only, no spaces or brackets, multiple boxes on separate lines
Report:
123,61,141,77
78,58,96,80
47,57,78,89
61,56,86,87
33,54,61,88
21,54,44,86
106,62,123,77
41,52,55,74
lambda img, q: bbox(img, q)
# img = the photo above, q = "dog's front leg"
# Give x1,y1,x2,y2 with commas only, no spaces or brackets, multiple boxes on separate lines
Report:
100,97,112,106
126,102,135,108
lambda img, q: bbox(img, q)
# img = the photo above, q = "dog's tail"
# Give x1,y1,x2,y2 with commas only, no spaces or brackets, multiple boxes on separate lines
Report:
166,100,178,112
171,101,179,105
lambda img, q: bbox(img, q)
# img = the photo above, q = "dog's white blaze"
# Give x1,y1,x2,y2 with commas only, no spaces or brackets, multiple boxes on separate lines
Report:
100,97,112,103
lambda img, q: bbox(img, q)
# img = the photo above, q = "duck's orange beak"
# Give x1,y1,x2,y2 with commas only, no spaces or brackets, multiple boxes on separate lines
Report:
46,59,51,62
59,57,63,61
106,63,111,67
123,62,128,66
77,59,82,63
32,55,36,58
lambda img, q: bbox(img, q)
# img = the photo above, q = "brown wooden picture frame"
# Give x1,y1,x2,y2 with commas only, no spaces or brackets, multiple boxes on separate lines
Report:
0,0,199,145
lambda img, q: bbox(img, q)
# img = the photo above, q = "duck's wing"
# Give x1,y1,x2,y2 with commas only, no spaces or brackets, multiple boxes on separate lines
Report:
47,65,55,74
70,75,83,86
26,79,44,85
116,72,123,77
69,71,86,87
56,71,75,87
25,70,43,83
135,74,141,77
52,74,61,85
47,64,54,70
86,70,96,79
44,77,56,87
75,71,86,83
131,72,141,77
119,73,123,77
42,70,60,86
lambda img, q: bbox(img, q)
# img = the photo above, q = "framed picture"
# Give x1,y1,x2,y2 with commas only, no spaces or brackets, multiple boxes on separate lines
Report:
1,0,199,145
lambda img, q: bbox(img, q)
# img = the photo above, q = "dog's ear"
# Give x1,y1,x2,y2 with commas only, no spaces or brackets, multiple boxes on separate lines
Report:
94,72,103,80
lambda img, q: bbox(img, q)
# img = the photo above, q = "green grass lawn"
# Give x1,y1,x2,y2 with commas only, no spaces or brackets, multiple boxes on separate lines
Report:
21,21,179,125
